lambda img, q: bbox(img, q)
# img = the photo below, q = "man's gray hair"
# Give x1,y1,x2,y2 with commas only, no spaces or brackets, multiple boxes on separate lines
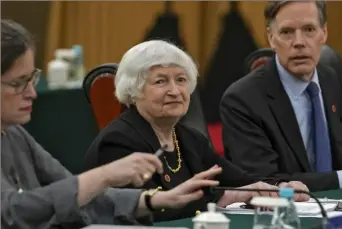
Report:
115,40,198,106
264,1,327,28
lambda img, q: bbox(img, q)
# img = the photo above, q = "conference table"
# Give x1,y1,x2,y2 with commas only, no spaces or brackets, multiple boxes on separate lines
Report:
154,189,342,229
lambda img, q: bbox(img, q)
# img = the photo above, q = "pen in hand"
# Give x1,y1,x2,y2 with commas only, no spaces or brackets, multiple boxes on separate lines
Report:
154,144,168,157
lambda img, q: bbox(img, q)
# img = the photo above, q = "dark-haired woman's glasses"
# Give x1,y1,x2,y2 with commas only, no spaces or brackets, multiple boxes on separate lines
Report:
1,68,41,94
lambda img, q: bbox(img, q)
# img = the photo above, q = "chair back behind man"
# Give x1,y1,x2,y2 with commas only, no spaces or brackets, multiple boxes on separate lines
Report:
244,48,275,74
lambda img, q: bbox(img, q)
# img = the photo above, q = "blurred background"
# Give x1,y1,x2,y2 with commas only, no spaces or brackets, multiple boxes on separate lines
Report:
3,1,342,174
3,1,342,73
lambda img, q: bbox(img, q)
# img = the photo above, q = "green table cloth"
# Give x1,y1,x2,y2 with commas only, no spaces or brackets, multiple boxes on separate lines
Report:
154,189,342,229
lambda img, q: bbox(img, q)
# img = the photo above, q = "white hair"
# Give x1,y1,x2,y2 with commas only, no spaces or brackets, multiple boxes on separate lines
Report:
115,40,198,106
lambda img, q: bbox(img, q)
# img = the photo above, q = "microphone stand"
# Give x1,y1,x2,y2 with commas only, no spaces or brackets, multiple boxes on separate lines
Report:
211,187,329,229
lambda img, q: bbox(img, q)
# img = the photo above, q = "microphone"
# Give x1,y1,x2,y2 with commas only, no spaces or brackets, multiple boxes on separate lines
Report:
210,186,329,229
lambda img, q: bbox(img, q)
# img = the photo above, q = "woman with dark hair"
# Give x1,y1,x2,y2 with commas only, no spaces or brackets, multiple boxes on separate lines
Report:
1,19,222,229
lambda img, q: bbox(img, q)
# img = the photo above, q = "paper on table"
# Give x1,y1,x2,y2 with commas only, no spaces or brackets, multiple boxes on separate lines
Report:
219,198,341,218
295,202,337,215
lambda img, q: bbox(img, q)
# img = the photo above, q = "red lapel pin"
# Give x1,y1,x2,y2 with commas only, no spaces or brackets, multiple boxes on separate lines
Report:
332,104,336,113
164,174,171,183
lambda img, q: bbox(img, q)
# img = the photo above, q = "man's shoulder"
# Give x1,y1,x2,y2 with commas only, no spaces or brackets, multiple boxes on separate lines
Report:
318,63,341,81
317,64,342,94
222,65,271,100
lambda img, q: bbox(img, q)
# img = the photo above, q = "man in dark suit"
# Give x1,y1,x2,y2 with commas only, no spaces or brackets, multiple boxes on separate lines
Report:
220,1,342,191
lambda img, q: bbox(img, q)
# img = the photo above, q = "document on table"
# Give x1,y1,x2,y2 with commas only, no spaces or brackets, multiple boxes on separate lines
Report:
218,198,342,218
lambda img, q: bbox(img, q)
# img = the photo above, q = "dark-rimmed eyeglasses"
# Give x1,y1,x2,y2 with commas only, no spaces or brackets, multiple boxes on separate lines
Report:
1,68,41,94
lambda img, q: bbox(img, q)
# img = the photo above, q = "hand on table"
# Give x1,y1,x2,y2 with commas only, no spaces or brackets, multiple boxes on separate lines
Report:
217,181,279,207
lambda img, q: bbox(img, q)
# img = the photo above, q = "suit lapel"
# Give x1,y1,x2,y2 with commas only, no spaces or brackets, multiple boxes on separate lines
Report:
121,107,160,151
317,65,342,169
265,59,312,171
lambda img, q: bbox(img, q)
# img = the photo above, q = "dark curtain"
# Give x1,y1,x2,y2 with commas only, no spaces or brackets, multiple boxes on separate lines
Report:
200,2,258,123
144,1,185,49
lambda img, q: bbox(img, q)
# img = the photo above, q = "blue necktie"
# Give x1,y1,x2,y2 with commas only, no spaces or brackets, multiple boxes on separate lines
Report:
306,82,332,172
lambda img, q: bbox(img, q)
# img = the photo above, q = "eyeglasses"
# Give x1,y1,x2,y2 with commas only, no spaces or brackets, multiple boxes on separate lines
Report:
1,68,41,94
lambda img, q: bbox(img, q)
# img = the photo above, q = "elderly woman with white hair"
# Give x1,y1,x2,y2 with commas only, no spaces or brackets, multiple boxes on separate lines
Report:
85,40,309,222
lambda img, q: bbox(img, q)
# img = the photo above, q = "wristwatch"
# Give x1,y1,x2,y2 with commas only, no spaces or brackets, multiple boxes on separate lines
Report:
144,186,163,212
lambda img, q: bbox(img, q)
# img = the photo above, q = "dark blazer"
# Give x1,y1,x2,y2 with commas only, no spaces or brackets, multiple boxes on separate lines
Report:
220,57,342,191
84,107,270,221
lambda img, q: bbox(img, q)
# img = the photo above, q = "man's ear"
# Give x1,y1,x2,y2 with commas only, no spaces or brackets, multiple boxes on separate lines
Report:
267,27,276,49
267,27,274,49
320,23,328,44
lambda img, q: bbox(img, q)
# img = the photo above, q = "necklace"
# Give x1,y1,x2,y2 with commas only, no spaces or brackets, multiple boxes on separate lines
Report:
163,128,182,173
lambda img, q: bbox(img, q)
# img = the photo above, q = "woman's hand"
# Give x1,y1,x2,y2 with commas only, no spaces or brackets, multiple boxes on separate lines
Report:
217,181,279,207
151,166,222,209
100,152,164,187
